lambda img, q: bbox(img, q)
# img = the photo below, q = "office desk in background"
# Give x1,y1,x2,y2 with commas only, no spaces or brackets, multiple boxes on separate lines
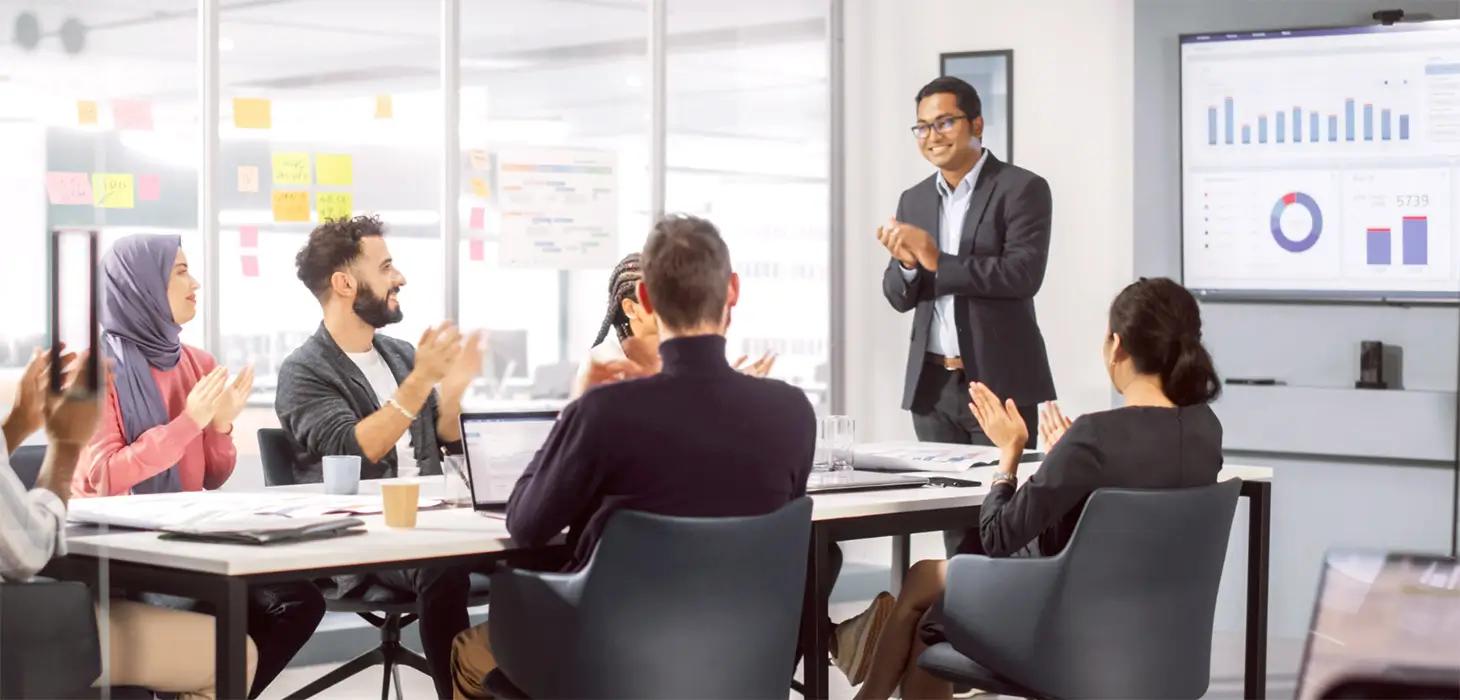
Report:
44,465,1273,700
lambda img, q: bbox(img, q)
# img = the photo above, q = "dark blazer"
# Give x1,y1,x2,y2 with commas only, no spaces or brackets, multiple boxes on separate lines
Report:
274,323,453,483
883,152,1057,409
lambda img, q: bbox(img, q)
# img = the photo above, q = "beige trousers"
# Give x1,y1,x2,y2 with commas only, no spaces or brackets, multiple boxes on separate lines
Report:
93,600,258,700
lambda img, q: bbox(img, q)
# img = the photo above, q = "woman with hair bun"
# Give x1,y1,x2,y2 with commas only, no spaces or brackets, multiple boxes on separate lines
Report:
831,277,1225,700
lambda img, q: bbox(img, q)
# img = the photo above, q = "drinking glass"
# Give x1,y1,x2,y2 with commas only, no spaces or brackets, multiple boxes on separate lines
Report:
831,416,856,471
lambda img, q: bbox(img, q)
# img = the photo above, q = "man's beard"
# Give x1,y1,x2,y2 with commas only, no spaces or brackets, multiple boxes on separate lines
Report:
354,282,403,329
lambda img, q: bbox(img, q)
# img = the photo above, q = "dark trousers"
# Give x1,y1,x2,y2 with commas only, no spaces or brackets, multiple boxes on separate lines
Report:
909,358,1037,556
329,567,472,700
138,581,327,699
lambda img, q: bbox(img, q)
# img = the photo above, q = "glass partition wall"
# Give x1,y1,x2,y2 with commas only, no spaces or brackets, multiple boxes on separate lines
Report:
0,0,839,487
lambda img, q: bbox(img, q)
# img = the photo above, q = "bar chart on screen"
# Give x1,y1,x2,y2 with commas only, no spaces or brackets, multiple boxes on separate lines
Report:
1341,169,1454,286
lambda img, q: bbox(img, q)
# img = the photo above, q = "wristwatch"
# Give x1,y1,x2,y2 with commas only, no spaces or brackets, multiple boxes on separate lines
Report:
990,471,1017,487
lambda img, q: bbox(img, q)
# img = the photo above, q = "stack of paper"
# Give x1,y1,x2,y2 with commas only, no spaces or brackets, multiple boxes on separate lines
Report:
853,442,1008,473
68,492,442,530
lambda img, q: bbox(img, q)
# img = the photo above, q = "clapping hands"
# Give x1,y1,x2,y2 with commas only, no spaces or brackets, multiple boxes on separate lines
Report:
184,365,254,432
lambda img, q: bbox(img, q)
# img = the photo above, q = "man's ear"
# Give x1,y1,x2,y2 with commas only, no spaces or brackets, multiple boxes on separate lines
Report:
330,269,355,299
635,280,654,316
726,272,740,308
971,115,985,141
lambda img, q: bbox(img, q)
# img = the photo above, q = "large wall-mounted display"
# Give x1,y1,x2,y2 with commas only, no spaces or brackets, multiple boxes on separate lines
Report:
1181,22,1460,302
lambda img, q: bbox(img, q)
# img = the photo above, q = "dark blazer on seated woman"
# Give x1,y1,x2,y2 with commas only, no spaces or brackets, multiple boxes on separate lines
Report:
961,403,1224,558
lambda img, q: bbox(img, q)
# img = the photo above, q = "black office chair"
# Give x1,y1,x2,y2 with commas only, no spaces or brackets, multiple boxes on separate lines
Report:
256,428,490,700
483,497,813,699
917,479,1243,699
9,444,47,490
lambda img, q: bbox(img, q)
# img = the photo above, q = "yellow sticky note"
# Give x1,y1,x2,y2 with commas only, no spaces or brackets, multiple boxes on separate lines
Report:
234,97,272,129
77,100,98,125
375,95,393,119
271,190,310,222
468,149,490,170
91,173,135,209
316,192,353,222
316,154,353,186
271,152,312,186
470,177,490,198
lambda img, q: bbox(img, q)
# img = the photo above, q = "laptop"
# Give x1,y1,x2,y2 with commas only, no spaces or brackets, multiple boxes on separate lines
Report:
460,411,559,512
806,470,929,494
1294,549,1460,700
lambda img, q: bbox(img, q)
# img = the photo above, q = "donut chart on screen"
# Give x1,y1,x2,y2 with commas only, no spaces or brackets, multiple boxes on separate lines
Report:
1269,191,1323,253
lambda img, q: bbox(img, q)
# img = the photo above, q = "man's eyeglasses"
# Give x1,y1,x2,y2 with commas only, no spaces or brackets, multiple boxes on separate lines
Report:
911,115,969,139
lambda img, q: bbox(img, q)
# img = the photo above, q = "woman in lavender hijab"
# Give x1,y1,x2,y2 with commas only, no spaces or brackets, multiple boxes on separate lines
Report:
74,233,325,698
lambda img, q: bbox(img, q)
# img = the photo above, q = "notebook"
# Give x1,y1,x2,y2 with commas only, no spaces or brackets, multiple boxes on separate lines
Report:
157,515,367,546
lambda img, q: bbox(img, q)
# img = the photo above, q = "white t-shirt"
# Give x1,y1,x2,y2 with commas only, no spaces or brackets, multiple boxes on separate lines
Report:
345,348,419,478
571,338,628,399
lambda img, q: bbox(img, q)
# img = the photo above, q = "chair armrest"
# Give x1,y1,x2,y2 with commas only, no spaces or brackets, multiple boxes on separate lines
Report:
0,578,102,699
487,567,585,696
939,554,1061,676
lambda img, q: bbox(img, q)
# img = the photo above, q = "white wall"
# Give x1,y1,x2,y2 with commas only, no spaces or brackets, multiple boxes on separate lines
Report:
842,0,1136,443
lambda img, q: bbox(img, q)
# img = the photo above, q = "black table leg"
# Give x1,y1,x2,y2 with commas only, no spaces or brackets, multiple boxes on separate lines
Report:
213,577,251,700
1244,482,1271,700
891,533,912,594
799,525,833,699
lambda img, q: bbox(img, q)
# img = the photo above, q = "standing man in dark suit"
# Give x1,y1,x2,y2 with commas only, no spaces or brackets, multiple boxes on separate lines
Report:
879,76,1056,554
880,75,1055,447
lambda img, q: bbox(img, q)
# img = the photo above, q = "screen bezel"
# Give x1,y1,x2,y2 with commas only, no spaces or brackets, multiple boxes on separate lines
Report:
48,227,101,397
459,410,560,510
1178,19,1460,305
1294,548,1460,700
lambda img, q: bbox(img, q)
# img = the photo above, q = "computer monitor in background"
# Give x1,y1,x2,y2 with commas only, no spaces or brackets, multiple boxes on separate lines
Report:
482,329,529,382
1296,550,1460,700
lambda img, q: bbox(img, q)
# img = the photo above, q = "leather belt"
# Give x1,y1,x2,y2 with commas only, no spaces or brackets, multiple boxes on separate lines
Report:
925,352,964,371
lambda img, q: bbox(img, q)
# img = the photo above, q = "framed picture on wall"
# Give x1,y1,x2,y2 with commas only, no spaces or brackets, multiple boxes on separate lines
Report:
940,50,1013,164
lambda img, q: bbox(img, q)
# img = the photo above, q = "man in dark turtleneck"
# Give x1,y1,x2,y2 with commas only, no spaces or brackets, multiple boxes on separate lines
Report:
448,214,817,698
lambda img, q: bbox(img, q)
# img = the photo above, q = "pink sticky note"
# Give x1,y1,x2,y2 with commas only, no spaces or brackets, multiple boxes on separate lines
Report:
45,172,92,205
138,174,160,201
469,207,485,230
239,225,259,248
241,255,259,278
112,99,154,131
469,239,485,262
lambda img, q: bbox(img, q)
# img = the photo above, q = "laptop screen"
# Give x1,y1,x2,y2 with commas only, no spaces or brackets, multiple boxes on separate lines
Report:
460,411,557,507
1295,550,1460,700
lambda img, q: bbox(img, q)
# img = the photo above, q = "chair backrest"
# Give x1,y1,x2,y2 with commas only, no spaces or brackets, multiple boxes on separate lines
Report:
0,579,102,699
8,446,46,490
256,428,298,486
1010,479,1241,699
564,498,813,698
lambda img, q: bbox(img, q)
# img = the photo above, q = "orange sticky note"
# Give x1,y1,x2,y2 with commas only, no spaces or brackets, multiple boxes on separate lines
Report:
470,177,490,198
241,255,260,277
237,165,259,193
271,190,309,222
137,174,160,201
77,100,98,125
375,95,393,119
469,207,485,229
233,97,272,129
468,150,489,170
112,99,154,131
46,172,92,205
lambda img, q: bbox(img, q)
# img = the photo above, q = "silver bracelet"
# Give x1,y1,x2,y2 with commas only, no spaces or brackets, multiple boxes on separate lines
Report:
386,398,417,421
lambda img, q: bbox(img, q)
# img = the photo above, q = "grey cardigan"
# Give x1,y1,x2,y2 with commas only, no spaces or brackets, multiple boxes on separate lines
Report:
275,324,458,483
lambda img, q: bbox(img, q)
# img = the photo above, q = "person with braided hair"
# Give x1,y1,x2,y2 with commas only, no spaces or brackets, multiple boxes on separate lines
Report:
571,252,776,398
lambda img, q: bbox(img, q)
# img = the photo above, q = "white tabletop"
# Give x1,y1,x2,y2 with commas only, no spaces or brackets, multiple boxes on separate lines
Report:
62,464,1273,577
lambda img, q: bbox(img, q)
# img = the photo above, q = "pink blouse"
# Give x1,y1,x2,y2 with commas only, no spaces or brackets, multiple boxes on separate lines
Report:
73,345,238,497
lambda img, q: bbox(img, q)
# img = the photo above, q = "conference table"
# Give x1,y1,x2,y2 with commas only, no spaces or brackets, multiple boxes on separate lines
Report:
43,462,1272,700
